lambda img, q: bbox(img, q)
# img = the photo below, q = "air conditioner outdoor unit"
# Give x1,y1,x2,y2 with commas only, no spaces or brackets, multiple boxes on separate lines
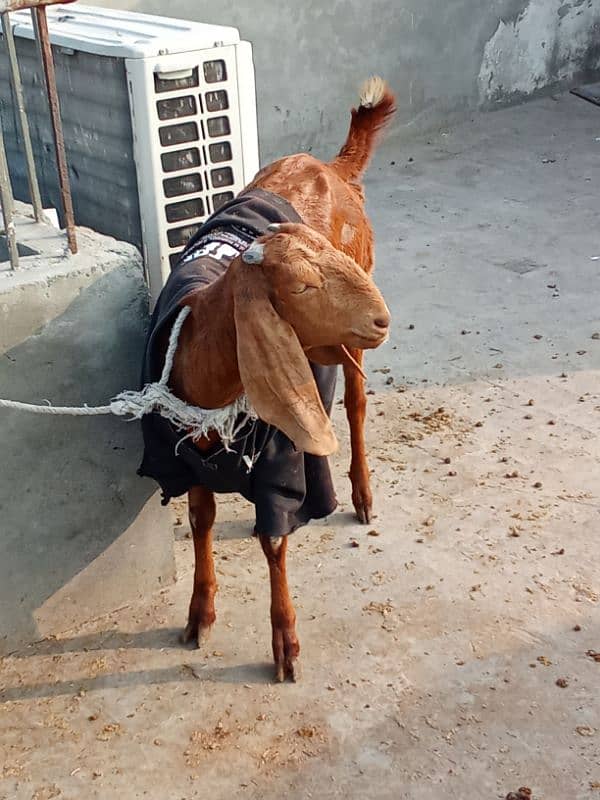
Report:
0,5,259,302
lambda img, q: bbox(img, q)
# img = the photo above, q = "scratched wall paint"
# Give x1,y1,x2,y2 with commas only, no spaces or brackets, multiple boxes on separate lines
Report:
479,0,600,105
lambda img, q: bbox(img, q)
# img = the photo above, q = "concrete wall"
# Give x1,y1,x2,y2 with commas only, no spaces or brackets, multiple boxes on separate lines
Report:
0,218,174,655
89,0,600,163
2,1,598,246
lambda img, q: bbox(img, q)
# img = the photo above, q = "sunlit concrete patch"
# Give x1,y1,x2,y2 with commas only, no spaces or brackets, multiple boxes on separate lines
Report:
1,367,600,798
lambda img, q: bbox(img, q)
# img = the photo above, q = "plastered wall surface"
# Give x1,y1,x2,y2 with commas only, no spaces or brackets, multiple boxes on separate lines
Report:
90,0,600,162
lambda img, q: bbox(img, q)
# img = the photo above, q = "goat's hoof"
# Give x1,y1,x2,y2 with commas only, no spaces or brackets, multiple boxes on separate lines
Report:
272,626,300,682
180,621,213,648
353,496,373,525
351,479,373,524
274,656,301,683
356,506,371,524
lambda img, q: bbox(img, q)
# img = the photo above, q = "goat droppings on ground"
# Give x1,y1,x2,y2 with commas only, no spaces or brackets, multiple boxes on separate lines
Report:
586,650,600,663
505,789,532,800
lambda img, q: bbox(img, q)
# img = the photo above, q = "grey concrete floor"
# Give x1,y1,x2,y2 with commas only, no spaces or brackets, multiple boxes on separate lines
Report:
1,93,600,800
366,91,600,390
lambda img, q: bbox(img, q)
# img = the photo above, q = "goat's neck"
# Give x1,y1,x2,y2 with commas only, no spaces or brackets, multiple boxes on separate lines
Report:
251,168,332,239
170,269,242,409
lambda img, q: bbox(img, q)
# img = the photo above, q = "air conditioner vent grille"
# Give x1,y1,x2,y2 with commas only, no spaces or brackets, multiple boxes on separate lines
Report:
160,147,201,173
212,191,234,211
165,197,204,223
205,90,229,112
209,142,232,163
158,121,199,147
154,66,199,94
156,95,197,120
203,59,227,83
162,173,203,198
142,52,249,268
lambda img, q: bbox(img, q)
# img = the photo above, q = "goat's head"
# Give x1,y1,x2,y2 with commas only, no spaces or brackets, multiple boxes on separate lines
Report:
242,222,390,349
231,222,390,457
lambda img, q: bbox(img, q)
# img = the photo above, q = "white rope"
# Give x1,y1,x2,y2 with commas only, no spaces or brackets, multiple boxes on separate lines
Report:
0,398,113,416
0,306,255,448
158,304,189,386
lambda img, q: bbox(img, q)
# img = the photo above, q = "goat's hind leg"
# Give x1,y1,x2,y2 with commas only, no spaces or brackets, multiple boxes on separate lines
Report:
260,535,300,682
343,349,372,524
181,485,217,648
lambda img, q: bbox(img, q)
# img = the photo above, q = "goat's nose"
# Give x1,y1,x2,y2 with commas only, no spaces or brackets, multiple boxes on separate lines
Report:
373,312,390,330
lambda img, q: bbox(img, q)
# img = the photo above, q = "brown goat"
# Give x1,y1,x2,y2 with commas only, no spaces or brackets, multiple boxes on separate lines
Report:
248,75,396,523
142,77,395,681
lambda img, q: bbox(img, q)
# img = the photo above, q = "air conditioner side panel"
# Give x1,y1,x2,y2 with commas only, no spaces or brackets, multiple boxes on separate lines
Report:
125,55,167,297
235,41,260,183
0,38,142,247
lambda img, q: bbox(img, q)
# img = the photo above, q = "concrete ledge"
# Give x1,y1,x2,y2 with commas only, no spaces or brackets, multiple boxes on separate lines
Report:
0,214,174,655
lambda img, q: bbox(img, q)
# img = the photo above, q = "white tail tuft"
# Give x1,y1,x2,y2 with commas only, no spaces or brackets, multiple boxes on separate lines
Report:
359,75,387,109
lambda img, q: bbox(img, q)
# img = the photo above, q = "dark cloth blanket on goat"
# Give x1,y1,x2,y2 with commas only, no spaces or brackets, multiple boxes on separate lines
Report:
137,188,338,537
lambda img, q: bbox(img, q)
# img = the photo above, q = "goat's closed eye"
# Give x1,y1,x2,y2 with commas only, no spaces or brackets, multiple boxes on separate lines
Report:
290,283,316,294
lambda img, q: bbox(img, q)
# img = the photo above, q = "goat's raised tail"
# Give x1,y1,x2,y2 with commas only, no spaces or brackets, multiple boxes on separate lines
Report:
331,76,396,181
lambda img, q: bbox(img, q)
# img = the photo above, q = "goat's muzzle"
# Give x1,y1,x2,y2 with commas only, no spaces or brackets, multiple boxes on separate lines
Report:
349,305,391,349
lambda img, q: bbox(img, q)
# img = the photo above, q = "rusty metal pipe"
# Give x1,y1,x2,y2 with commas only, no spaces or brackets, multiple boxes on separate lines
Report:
2,10,44,222
0,122,18,269
31,5,77,253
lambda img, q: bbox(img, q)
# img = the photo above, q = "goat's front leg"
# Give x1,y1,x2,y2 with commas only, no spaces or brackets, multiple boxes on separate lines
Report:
259,534,300,682
343,348,372,524
181,485,217,647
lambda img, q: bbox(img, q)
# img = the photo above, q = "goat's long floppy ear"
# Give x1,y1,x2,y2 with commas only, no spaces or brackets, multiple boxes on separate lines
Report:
233,258,338,456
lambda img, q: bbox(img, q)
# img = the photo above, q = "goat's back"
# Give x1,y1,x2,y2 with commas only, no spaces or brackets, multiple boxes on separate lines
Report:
248,154,374,273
